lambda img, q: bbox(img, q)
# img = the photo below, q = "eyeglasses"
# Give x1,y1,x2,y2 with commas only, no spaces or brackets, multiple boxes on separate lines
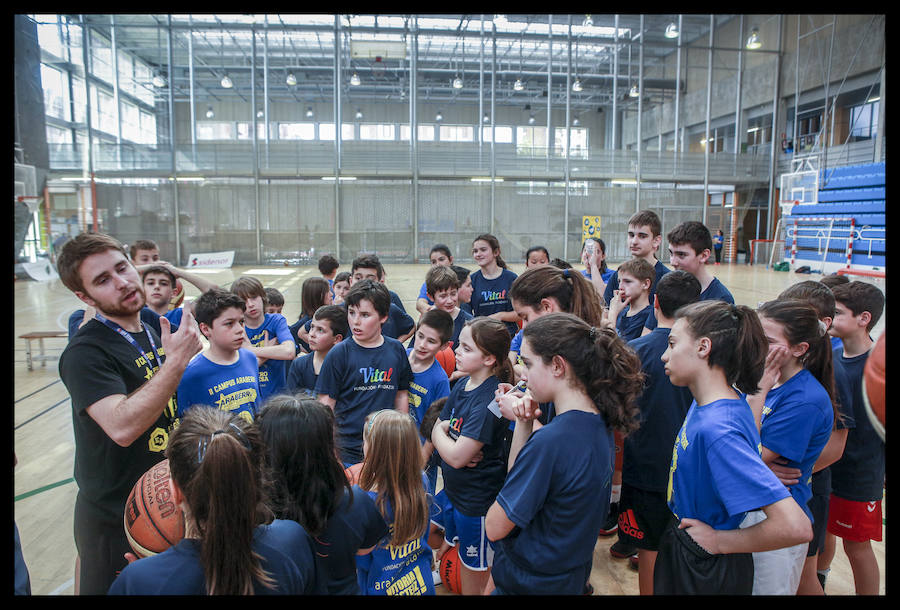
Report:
197,422,252,464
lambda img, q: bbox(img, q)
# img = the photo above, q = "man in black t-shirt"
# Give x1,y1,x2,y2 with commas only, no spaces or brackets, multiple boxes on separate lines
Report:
56,233,202,595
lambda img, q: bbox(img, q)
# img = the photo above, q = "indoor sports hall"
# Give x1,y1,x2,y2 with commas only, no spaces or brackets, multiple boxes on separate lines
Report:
14,14,885,596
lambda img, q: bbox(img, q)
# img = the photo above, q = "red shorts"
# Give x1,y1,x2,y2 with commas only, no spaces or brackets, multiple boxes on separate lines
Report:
614,430,624,471
826,494,883,542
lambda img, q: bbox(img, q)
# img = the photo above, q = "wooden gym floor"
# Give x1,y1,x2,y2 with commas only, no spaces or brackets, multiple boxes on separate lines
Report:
13,261,885,595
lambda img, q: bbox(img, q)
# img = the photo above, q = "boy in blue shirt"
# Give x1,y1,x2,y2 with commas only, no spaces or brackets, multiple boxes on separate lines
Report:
643,220,734,333
315,279,413,465
287,305,348,398
231,276,296,404
176,289,261,424
407,309,453,495
605,257,654,342
619,270,701,594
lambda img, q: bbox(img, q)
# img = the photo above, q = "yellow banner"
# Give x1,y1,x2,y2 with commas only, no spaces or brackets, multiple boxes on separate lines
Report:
582,216,602,242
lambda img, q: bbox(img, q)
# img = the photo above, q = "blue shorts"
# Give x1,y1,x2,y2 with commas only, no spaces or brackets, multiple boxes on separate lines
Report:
431,490,493,571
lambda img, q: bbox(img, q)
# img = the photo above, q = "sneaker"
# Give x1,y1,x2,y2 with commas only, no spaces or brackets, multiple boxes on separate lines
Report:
628,554,639,570
598,503,618,536
610,539,637,559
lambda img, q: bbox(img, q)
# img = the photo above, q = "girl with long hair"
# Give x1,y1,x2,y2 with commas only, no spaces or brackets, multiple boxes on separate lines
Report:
355,409,436,595
257,397,389,595
487,313,643,594
109,407,317,595
290,277,333,354
468,234,520,338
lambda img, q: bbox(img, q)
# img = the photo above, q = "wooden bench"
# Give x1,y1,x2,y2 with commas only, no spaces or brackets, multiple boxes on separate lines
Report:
20,330,68,371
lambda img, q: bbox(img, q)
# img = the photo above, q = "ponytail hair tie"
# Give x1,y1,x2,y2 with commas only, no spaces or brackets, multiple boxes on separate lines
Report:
589,326,598,340
562,268,571,279
818,319,828,337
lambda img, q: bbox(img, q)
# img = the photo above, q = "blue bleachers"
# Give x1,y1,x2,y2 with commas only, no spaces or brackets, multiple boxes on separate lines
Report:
783,162,886,269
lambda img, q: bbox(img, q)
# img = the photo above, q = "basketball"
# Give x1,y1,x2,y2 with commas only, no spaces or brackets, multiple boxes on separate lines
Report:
170,279,185,309
344,462,363,485
124,459,185,558
439,544,463,594
436,346,456,378
862,331,885,440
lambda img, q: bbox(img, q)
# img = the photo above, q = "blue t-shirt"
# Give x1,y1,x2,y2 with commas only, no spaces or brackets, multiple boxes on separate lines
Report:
616,304,651,341
469,268,519,337
438,375,507,517
604,260,669,308
493,410,613,595
289,314,312,355
406,349,451,431
314,486,390,595
315,337,413,464
667,397,791,530
389,289,406,313
645,276,734,331
449,308,474,349
509,328,524,356
175,349,260,423
581,267,615,283
245,313,295,404
108,521,314,595
829,349,884,501
758,368,834,522
355,473,437,596
623,328,694,492
286,352,318,399
417,281,434,306
304,303,413,341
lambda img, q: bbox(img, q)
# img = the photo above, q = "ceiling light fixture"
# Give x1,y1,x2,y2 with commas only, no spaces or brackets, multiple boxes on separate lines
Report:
746,28,762,50
452,75,463,89
629,85,640,98
152,73,167,88
435,111,443,122
483,114,490,123
205,105,214,119
306,106,314,118
573,117,580,126
256,110,264,118
665,22,679,38
572,78,583,92
286,72,297,86
355,109,363,119
514,78,524,91
350,72,361,86
528,114,536,125
220,74,233,89
583,15,593,28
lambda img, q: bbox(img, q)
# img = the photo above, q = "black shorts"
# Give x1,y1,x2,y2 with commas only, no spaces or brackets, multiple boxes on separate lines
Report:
807,490,830,557
653,518,754,595
74,497,131,595
617,483,670,551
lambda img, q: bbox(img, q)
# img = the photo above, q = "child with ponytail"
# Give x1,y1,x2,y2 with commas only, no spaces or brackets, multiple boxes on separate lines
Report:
742,299,836,594
486,313,644,594
430,317,515,595
109,407,317,595
355,410,436,595
654,301,812,595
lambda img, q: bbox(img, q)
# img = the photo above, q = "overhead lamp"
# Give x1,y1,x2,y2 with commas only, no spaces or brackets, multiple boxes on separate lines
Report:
350,72,361,86
665,22,679,38
220,74,233,89
483,114,490,123
286,72,297,86
435,111,443,122
256,110,264,118
152,73,167,88
528,114,536,125
572,78,583,92
573,117,580,126
583,14,593,28
452,75,463,89
746,28,762,50
205,105,214,119
513,78,524,91
629,85,640,98
306,106,314,118
355,108,363,119
493,14,507,25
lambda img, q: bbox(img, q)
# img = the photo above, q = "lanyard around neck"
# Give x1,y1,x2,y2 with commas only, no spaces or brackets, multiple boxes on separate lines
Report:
94,312,162,374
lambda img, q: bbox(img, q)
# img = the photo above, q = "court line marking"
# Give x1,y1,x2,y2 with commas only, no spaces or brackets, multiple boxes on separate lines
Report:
48,577,75,596
15,477,76,502
15,397,70,430
15,379,62,403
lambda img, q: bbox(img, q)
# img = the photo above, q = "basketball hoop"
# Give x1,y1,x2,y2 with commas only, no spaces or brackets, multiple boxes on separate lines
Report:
16,195,43,214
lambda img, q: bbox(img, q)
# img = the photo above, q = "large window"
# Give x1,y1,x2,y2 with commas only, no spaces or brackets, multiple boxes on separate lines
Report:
359,123,396,141
480,125,514,144
554,127,588,157
41,64,70,121
89,33,113,84
516,126,549,155
400,124,435,141
439,125,474,142
849,100,879,141
237,121,268,140
196,121,236,140
278,122,316,140
319,123,355,140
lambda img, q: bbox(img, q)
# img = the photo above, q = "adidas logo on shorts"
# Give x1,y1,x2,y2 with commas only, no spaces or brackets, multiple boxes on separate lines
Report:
619,509,644,540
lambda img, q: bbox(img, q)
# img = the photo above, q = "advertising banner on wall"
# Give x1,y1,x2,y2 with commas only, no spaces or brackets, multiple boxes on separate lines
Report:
185,250,235,269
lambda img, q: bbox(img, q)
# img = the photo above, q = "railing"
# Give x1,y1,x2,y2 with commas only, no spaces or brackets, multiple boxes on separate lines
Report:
48,140,774,184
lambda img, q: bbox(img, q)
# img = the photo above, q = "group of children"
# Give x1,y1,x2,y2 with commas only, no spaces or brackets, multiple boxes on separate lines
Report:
72,214,883,596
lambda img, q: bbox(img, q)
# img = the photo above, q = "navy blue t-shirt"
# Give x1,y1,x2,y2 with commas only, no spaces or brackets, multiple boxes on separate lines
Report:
304,303,412,341
492,410,613,595
469,268,519,337
286,352,318,398
315,336,413,464
604,260,669,308
645,276,734,331
623,328,693,492
438,375,507,517
615,304,651,341
108,520,315,595
67,306,173,340
829,349,884,502
289,314,312,355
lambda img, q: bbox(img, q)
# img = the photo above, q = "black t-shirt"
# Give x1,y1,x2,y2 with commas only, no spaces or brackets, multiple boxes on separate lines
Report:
59,319,176,524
